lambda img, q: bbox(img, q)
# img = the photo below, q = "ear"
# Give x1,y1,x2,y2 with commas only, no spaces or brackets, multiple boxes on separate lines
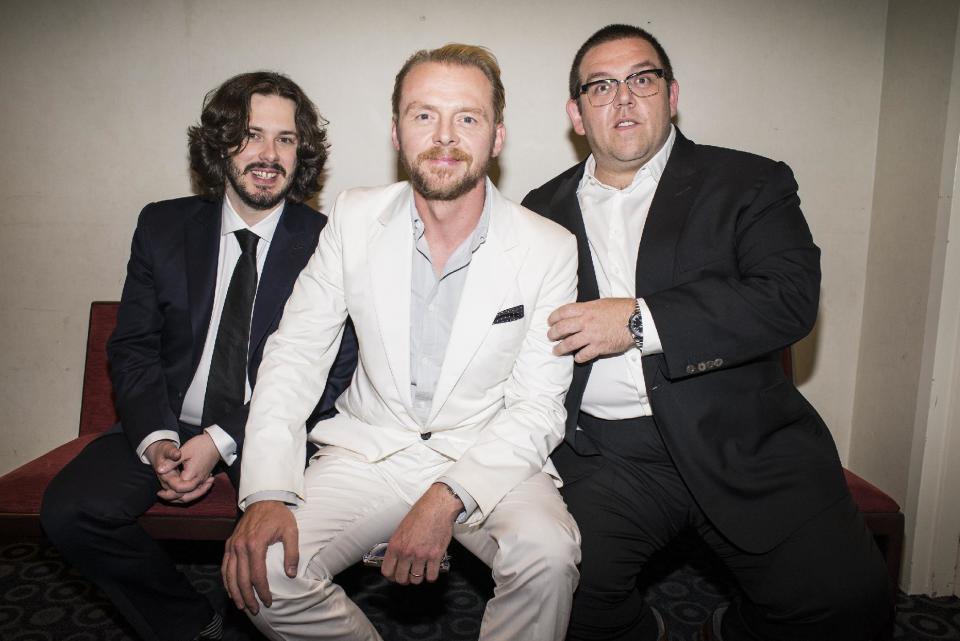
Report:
391,119,400,151
668,80,679,118
566,98,586,136
491,122,506,158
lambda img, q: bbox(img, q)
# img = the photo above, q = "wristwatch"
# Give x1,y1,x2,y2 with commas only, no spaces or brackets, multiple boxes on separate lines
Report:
627,300,644,352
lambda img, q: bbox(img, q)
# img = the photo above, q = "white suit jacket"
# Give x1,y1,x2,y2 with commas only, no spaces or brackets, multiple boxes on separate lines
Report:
239,181,577,524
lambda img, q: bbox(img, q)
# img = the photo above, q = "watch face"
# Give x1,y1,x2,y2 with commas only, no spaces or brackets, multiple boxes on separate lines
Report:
629,312,643,338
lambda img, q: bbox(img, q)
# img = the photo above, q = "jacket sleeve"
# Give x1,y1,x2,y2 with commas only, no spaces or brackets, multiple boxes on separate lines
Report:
107,205,181,452
646,161,821,379
237,195,350,508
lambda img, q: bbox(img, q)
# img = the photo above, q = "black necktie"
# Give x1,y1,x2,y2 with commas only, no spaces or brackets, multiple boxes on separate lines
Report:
202,229,259,426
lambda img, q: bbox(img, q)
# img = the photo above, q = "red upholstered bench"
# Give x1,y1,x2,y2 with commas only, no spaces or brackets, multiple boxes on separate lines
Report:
0,302,238,541
0,302,906,588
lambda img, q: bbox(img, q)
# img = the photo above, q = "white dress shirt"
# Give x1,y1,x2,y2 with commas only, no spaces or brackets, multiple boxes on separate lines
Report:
135,195,284,464
577,125,675,419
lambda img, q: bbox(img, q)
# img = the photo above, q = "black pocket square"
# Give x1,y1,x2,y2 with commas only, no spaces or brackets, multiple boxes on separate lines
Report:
493,305,524,324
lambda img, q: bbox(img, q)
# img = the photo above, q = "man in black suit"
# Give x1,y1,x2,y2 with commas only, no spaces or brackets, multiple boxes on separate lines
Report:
523,24,891,641
40,72,356,641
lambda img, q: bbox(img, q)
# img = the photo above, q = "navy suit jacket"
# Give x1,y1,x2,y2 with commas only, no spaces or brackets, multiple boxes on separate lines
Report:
523,130,847,553
107,196,357,470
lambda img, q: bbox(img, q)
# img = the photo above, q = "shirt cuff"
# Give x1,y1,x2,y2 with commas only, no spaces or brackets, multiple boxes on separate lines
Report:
204,425,238,466
242,490,300,510
637,298,663,355
136,430,180,464
436,476,478,524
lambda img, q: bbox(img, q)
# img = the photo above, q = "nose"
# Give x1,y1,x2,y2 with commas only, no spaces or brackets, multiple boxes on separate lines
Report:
259,138,279,161
614,81,634,107
435,117,458,146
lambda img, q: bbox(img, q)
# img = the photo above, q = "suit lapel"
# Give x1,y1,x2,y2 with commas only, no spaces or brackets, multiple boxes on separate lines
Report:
635,131,700,297
184,200,221,374
368,186,415,406
428,189,520,424
548,163,600,303
249,203,314,369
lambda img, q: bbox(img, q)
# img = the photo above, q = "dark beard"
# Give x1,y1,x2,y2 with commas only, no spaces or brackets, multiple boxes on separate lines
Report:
226,161,294,211
403,147,489,201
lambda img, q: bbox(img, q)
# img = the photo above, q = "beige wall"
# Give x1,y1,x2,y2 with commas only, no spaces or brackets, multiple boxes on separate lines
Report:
6,0,957,592
0,0,889,475
849,0,959,509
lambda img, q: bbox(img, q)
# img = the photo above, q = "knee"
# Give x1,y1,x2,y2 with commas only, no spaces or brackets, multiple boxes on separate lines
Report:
497,513,581,586
822,556,894,635
258,542,334,608
40,471,83,544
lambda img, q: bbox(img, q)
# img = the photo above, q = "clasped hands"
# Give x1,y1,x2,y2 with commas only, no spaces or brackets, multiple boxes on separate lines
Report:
222,482,463,615
547,297,636,362
144,433,221,503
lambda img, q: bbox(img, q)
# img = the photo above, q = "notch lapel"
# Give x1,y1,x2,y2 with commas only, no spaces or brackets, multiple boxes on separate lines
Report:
248,204,315,371
184,201,221,375
547,162,600,303
635,131,700,298
428,198,520,424
368,187,415,408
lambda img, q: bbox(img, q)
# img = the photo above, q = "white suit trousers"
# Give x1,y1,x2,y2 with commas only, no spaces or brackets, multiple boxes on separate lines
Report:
247,445,581,641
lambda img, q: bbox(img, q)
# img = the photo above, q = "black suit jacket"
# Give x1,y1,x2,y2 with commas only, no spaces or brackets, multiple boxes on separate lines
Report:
107,196,357,471
523,131,847,553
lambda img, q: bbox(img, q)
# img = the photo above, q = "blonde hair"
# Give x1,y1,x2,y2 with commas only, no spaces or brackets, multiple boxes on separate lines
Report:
392,43,505,124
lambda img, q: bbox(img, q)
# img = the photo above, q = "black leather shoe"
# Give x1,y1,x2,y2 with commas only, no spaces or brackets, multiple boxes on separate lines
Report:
652,606,669,641
697,605,726,641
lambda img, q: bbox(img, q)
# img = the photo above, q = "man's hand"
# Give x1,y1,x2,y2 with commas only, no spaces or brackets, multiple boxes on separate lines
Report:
223,500,299,615
144,439,210,502
548,298,636,363
382,483,462,585
169,433,220,503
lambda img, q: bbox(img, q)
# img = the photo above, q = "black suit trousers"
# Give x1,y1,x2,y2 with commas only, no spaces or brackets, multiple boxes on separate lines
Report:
557,415,893,641
40,425,234,641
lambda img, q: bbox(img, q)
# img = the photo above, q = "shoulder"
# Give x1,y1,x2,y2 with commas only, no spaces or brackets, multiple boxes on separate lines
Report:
522,163,584,212
493,188,575,250
680,136,796,190
137,195,209,224
281,199,327,234
334,182,409,209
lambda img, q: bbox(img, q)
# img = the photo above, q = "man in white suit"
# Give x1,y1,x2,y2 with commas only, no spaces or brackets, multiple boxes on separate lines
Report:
222,44,581,641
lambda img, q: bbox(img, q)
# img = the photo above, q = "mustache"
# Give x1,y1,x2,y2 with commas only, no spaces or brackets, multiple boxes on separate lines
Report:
416,147,472,164
243,162,287,176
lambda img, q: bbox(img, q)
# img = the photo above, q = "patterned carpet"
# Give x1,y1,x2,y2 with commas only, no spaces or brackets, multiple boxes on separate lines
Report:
1,537,958,641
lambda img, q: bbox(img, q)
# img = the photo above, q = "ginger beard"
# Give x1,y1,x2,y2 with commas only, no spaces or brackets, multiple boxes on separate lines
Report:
402,141,493,202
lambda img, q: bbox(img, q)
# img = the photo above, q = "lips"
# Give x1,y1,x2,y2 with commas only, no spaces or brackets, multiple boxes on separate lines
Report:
615,119,638,128
244,163,286,183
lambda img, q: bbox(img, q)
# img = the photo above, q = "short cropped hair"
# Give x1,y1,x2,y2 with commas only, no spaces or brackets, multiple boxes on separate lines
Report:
392,44,506,124
187,71,328,202
569,24,674,101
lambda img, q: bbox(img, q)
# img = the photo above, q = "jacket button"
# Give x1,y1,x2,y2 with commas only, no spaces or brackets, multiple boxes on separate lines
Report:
697,362,707,372
686,365,696,374
421,432,432,440
714,358,723,367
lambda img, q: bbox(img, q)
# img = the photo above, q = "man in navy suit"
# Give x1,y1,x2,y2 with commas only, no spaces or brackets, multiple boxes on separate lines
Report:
41,72,356,641
523,24,891,641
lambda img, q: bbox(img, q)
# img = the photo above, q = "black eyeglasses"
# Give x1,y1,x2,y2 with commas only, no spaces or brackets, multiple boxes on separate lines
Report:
579,69,665,106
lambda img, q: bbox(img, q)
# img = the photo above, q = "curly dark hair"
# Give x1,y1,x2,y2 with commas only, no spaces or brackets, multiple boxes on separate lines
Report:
187,71,328,203
569,24,674,101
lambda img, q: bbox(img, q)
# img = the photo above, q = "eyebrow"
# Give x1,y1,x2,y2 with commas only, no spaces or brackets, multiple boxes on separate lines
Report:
403,101,488,118
249,125,298,138
582,60,659,83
